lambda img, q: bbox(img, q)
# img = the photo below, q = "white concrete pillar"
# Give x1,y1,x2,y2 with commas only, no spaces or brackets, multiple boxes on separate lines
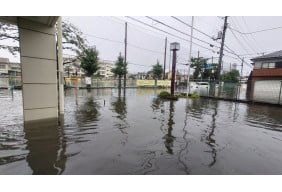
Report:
18,18,59,122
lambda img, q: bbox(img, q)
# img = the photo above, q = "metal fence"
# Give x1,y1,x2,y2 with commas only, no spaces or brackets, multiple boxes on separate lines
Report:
0,76,22,88
181,79,282,105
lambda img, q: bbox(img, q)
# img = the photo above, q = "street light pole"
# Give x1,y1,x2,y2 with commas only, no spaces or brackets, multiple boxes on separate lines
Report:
170,42,180,95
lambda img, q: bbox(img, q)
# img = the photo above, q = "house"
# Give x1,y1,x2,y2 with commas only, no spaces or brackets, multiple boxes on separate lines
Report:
249,50,282,104
0,57,21,76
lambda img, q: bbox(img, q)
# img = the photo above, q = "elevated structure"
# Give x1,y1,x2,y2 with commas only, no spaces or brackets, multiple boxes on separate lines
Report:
0,16,63,122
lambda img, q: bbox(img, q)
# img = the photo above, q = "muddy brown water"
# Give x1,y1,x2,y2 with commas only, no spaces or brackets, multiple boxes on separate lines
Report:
1,88,282,174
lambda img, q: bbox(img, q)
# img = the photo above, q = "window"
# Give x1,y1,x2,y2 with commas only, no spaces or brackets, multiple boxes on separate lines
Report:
262,63,269,68
268,63,275,68
276,62,282,68
0,64,6,69
254,62,262,69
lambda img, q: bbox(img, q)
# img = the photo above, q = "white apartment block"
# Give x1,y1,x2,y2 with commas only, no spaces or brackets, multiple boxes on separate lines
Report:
97,60,114,78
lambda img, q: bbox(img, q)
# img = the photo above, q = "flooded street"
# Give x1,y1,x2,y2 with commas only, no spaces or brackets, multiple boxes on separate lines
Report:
1,88,282,174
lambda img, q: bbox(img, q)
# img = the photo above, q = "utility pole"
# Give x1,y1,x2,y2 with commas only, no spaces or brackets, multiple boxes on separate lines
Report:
124,22,128,90
186,16,194,95
237,57,244,100
217,16,228,82
163,37,167,80
240,58,244,79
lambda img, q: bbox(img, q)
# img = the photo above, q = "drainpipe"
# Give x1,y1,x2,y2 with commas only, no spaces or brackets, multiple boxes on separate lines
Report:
57,17,64,116
278,81,282,105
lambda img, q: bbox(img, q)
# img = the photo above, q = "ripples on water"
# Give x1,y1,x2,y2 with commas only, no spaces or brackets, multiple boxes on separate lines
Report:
0,88,282,174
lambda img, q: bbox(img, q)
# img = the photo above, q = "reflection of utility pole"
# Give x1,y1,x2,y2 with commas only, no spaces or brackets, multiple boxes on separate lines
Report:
163,37,167,80
217,16,228,82
124,22,128,89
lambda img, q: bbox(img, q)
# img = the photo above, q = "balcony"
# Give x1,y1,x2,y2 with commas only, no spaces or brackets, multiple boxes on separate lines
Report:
253,68,282,77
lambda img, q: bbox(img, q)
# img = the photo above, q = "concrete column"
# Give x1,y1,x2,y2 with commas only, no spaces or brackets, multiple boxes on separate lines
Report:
18,18,59,122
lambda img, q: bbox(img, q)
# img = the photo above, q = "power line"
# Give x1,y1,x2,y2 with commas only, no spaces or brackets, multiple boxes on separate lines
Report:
84,32,165,56
111,16,168,42
126,16,217,53
241,16,264,53
145,16,219,49
229,17,259,54
171,16,217,41
228,27,251,54
229,25,282,35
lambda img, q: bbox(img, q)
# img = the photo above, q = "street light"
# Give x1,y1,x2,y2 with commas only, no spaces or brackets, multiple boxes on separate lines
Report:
170,42,180,51
170,42,180,95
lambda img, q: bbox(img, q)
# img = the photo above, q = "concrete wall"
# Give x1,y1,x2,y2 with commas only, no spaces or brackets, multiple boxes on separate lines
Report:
18,18,59,122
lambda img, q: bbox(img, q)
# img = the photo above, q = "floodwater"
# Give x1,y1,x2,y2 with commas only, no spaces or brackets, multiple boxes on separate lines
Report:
1,88,282,174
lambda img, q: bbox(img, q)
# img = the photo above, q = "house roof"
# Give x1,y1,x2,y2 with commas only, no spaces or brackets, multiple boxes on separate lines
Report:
251,50,282,61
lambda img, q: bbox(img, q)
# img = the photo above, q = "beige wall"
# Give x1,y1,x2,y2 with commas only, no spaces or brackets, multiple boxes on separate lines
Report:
18,18,59,122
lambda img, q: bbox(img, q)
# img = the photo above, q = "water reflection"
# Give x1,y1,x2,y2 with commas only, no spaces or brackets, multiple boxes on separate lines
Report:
246,104,282,132
177,99,190,174
24,119,66,175
163,101,176,154
205,102,218,167
111,95,129,145
75,92,101,125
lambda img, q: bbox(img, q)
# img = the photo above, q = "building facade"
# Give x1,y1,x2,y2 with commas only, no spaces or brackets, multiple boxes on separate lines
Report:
97,60,114,79
249,50,282,104
0,57,21,76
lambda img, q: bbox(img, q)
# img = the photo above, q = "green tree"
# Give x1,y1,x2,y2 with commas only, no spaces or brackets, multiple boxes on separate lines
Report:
221,69,240,82
80,47,99,77
152,60,163,87
111,53,127,89
190,57,208,80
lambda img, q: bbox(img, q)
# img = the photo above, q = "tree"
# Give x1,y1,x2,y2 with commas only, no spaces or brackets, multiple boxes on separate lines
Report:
190,57,208,80
221,69,240,82
80,47,99,77
0,20,87,57
152,60,163,87
111,53,127,89
190,57,218,80
0,22,19,56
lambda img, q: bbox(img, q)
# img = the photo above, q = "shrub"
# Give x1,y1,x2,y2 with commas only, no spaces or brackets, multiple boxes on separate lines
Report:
158,91,170,99
158,91,178,100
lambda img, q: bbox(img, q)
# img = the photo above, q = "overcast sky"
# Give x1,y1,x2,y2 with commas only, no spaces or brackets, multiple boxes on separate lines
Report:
2,16,282,76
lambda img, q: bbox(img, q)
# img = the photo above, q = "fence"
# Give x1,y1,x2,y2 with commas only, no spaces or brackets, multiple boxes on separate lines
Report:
65,77,137,88
182,79,282,105
0,76,22,88
1,76,282,105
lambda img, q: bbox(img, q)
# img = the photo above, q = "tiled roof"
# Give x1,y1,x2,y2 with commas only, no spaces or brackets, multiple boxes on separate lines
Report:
252,50,282,61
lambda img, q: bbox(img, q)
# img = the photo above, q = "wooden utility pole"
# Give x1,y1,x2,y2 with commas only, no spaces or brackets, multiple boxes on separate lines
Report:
124,22,128,89
217,16,228,82
163,37,167,80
